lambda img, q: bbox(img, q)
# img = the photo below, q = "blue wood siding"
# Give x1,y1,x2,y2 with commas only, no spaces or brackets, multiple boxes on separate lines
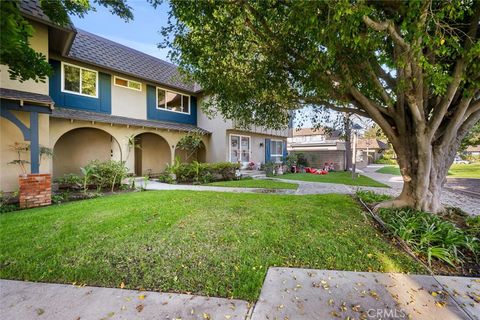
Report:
49,60,111,114
146,85,197,125
265,138,271,162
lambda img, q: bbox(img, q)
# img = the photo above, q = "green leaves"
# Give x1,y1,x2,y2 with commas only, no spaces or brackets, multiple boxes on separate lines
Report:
0,0,133,82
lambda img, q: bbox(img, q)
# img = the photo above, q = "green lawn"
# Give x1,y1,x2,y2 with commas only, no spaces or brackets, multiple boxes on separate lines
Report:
280,171,389,187
448,163,480,178
375,166,401,175
0,191,423,301
376,163,480,179
206,178,298,189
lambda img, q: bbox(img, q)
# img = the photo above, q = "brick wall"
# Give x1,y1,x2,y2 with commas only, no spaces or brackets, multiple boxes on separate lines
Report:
19,174,51,208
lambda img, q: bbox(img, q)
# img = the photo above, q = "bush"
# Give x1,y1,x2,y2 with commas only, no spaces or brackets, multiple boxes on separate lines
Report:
375,149,397,165
54,173,82,189
83,160,128,191
166,162,240,183
378,208,479,267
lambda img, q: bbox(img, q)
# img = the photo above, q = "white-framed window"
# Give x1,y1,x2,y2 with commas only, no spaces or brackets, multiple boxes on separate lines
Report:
114,76,142,91
271,140,284,163
61,62,98,98
156,87,190,114
229,134,250,163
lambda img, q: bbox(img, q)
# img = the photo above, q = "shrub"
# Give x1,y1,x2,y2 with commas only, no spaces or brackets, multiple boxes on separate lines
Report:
82,160,128,191
165,162,240,183
378,208,479,267
54,173,82,188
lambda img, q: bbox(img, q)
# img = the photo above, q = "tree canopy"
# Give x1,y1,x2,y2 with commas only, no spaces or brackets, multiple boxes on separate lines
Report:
0,0,133,82
164,0,479,212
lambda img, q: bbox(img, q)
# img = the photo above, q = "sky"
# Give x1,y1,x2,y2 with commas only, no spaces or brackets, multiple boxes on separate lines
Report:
70,1,172,62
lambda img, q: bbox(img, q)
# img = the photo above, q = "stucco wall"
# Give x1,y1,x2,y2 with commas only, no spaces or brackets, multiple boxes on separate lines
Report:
0,21,49,95
0,112,50,192
111,75,147,120
49,118,192,175
52,127,123,177
136,133,170,175
197,95,288,164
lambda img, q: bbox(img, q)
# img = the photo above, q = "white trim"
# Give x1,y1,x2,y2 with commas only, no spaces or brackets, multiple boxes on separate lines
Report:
229,133,251,163
113,76,142,91
155,86,191,115
61,61,99,98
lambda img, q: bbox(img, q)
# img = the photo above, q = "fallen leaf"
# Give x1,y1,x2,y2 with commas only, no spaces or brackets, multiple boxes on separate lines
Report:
203,313,211,319
139,294,145,300
435,301,446,308
36,308,45,316
136,304,144,313
120,282,125,289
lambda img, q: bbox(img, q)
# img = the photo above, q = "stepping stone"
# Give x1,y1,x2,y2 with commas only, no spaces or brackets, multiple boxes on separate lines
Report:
251,267,479,320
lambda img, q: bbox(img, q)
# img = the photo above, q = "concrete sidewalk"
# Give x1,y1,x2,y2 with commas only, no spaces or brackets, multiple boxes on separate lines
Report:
0,280,250,320
251,268,479,320
2,269,478,319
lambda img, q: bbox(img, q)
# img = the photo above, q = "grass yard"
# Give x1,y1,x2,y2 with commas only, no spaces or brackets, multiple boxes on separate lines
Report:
448,163,480,178
0,191,423,301
375,166,401,175
280,171,389,187
205,178,298,189
376,163,480,179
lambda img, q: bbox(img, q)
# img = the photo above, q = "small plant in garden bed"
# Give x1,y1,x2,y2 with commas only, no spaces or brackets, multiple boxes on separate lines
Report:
163,161,240,184
377,208,479,270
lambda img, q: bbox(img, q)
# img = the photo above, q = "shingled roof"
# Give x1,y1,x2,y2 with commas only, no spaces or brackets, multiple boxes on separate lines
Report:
51,108,210,134
0,88,54,107
19,0,74,31
67,29,198,94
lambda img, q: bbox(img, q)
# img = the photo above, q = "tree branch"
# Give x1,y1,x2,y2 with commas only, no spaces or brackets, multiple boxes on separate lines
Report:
362,16,409,50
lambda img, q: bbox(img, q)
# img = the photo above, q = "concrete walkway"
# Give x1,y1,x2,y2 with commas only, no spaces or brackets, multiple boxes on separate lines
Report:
2,269,478,320
0,280,250,320
251,268,479,320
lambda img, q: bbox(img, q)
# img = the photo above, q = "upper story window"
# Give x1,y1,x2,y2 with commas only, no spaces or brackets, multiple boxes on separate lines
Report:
156,88,190,114
62,62,98,98
114,76,142,91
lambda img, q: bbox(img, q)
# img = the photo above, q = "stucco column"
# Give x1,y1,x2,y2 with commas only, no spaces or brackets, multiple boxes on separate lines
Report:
170,144,176,164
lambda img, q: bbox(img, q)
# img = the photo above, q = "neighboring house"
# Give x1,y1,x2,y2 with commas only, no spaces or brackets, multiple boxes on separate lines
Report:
465,145,480,156
287,128,347,170
355,139,389,167
0,0,287,192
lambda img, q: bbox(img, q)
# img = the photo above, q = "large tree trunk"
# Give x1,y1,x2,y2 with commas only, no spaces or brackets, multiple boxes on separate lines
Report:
374,133,460,213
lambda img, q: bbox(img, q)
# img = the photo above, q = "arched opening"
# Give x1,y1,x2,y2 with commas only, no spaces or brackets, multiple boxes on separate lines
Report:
174,141,207,163
53,127,121,178
134,132,171,176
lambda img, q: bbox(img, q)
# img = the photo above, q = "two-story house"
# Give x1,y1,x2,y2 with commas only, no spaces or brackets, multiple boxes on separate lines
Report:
0,0,288,192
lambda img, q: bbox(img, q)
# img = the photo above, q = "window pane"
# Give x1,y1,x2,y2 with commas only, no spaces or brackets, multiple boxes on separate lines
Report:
81,69,97,96
158,90,166,109
241,137,250,162
128,81,141,90
64,65,80,93
182,95,189,113
276,141,283,155
166,91,182,112
115,78,128,87
230,136,239,162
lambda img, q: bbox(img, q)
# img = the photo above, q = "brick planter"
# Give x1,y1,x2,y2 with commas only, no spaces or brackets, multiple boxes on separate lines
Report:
19,174,52,209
